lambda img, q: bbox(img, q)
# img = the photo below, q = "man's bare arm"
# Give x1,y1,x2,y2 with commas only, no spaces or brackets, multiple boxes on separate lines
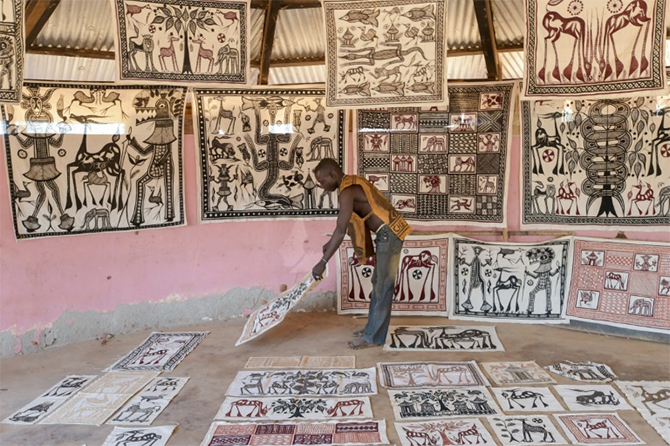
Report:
312,188,354,279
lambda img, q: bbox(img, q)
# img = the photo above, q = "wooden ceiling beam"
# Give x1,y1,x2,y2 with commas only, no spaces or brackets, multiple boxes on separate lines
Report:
251,0,321,9
258,0,282,84
25,0,62,49
27,46,116,60
472,0,500,80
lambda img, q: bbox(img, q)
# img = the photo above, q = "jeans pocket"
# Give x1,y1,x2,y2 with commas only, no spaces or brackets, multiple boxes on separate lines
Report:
375,229,389,244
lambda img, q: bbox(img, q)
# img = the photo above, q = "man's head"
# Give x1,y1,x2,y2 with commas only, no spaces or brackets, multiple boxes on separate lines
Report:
314,158,343,192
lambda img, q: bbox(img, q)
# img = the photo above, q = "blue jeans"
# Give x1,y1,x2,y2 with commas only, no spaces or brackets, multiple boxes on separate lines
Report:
363,225,403,345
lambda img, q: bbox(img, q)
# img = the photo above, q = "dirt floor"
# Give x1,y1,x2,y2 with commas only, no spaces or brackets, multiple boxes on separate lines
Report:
1,312,669,445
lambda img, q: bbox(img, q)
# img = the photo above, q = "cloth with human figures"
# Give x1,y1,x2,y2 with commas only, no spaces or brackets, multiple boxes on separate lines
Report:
0,0,23,103
449,237,571,322
565,237,670,333
523,0,668,98
337,234,448,316
351,83,515,225
193,87,344,221
113,0,250,84
2,82,186,239
323,0,447,107
521,97,670,230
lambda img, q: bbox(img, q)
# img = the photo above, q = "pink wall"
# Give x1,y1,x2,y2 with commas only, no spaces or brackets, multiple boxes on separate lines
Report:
1,134,668,337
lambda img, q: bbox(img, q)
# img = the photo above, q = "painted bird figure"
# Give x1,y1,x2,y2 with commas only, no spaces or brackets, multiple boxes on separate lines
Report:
359,28,378,43
148,186,163,209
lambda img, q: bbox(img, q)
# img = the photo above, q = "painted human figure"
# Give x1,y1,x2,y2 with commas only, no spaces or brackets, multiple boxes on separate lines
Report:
460,247,493,312
126,94,177,226
525,247,561,314
210,164,236,211
311,159,411,349
304,98,331,134
11,87,74,232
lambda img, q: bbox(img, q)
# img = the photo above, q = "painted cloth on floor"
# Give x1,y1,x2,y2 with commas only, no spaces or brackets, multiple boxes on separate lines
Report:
489,386,565,412
481,361,556,385
388,387,501,420
377,361,490,388
106,332,207,372
546,361,617,382
554,385,634,412
616,381,670,445
555,413,644,445
215,396,373,421
245,356,356,369
384,325,504,351
489,415,568,446
395,419,497,446
108,376,189,426
101,425,177,446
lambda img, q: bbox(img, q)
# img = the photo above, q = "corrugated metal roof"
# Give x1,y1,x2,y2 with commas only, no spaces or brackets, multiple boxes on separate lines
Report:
447,54,486,79
269,65,325,85
447,0,480,51
249,7,265,62
491,0,524,49
274,7,324,61
499,51,524,80
25,53,115,82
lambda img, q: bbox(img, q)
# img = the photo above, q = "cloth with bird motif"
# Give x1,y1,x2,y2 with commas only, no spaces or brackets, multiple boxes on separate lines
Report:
0,0,24,103
449,236,571,322
488,415,568,446
113,0,250,85
349,82,515,226
395,418,497,446
555,413,644,445
105,332,208,372
566,237,670,333
522,0,668,99
101,425,177,446
237,271,323,346
616,381,670,445
2,82,187,239
215,396,373,421
108,376,189,426
322,0,448,107
521,96,670,230
193,87,344,221
200,420,390,446
337,234,448,316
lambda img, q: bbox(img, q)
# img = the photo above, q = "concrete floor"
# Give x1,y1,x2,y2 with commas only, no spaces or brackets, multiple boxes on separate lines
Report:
1,312,669,446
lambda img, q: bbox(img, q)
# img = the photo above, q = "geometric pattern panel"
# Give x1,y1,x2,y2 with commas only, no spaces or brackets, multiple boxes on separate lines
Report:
450,236,571,322
337,234,448,315
0,0,23,103
566,237,670,333
523,0,668,99
323,0,447,108
521,98,670,230
352,83,514,225
2,83,187,239
113,0,250,84
194,87,344,221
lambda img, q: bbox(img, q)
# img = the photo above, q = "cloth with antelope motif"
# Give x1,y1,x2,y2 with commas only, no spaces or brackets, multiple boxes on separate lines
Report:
450,236,571,322
2,82,186,239
108,377,190,426
350,82,515,226
521,97,670,230
489,415,568,446
200,420,390,446
245,356,356,369
377,361,490,388
215,396,373,421
102,425,177,446
106,332,208,372
384,326,504,352
0,0,23,103
553,385,634,412
566,237,670,333
555,413,644,445
113,0,250,85
237,272,323,346
337,234,448,316
523,0,668,99
481,361,556,385
546,360,618,382
193,87,344,221
322,0,448,108
395,419,497,446
615,381,670,445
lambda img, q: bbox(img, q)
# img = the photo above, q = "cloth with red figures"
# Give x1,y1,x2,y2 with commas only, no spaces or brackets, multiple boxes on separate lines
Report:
523,0,668,98
337,234,448,315
522,97,670,230
113,0,250,84
566,237,670,333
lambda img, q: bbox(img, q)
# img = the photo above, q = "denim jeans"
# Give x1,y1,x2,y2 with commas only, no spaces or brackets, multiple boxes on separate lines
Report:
363,224,403,345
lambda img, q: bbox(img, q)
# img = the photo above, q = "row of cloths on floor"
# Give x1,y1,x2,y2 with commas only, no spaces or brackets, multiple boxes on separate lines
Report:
3,330,669,446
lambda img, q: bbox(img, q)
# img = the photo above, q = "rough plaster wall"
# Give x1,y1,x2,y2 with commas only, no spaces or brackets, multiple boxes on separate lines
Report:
0,289,335,358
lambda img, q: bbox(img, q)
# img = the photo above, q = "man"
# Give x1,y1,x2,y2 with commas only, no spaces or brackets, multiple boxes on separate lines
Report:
311,159,412,349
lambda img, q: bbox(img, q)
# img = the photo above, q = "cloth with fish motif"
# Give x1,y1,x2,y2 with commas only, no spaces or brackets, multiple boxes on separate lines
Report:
323,0,448,107
522,0,668,98
192,87,345,221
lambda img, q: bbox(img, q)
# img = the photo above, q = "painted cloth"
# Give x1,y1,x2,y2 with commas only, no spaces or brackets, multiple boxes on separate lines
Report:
351,83,515,226
377,361,490,388
0,0,23,103
338,234,448,316
395,419,496,446
388,387,501,420
200,420,389,446
521,98,670,230
245,356,356,369
555,413,644,445
554,385,633,412
108,377,189,426
102,425,177,446
113,0,250,85
340,174,411,260
2,82,187,239
450,236,571,322
237,272,322,346
566,237,670,333
384,325,504,352
523,0,668,98
546,361,617,382
2,375,97,425
489,416,568,446
490,386,565,412
481,361,556,385
215,396,373,421
193,87,344,221
106,332,208,372
323,0,447,108
616,381,670,445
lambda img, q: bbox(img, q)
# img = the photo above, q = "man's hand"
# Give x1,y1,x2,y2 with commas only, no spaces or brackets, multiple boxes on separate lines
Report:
312,260,326,281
